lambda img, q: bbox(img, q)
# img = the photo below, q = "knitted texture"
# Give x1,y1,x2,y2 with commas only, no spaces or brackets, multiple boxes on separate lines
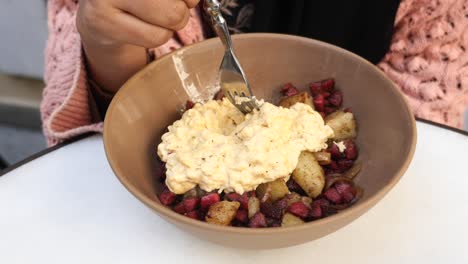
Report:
42,0,468,145
379,0,468,127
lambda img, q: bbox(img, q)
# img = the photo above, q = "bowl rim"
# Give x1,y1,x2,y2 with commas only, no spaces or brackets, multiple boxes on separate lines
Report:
103,33,417,234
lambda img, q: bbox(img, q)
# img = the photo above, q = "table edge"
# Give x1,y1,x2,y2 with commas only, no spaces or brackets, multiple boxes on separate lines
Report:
0,132,96,177
1,119,467,177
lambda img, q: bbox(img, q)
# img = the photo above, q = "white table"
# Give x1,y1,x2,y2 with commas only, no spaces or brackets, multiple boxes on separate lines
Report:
1,121,467,264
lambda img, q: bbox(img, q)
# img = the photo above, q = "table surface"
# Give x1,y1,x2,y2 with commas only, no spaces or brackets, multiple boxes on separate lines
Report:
1,121,467,264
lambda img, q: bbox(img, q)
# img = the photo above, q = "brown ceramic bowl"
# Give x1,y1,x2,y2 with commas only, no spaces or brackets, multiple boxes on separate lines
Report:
103,33,416,249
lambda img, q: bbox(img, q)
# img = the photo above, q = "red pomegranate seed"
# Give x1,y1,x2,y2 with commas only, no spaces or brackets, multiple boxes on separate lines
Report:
321,78,335,91
324,188,343,204
173,202,186,214
314,198,331,211
321,91,331,98
235,209,249,224
313,94,325,112
344,140,358,160
344,107,352,113
328,143,342,159
309,202,323,219
225,192,249,210
260,202,283,220
159,187,177,206
266,218,282,227
249,212,267,228
338,159,354,172
200,193,220,211
186,210,201,220
185,100,195,110
309,81,322,95
288,202,310,219
329,90,343,107
335,182,356,203
329,160,339,171
183,197,200,212
319,112,326,118
280,83,299,97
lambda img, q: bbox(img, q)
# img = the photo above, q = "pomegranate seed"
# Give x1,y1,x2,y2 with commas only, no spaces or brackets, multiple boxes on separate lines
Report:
185,100,195,110
321,78,335,91
249,212,267,228
159,187,177,206
313,94,325,112
329,90,343,107
288,202,310,219
260,202,283,220
173,202,186,214
225,192,249,210
309,81,322,95
280,83,299,97
266,218,282,227
329,160,339,171
328,144,342,159
335,182,356,203
324,188,343,204
321,91,331,98
186,210,201,220
200,193,220,211
344,140,358,160
338,159,354,172
344,107,353,113
309,202,323,219
235,209,249,224
183,197,200,212
319,112,326,118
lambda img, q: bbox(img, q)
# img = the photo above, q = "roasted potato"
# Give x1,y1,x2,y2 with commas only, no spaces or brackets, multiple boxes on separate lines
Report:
281,213,305,227
248,197,260,219
205,201,240,226
325,111,357,141
284,192,302,207
279,92,314,109
313,151,332,165
292,151,325,198
256,178,290,202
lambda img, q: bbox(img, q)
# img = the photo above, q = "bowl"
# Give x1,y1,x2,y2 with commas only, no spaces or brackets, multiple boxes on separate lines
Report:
103,33,416,249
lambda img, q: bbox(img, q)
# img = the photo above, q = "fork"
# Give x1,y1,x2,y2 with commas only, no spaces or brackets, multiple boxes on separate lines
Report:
204,0,260,114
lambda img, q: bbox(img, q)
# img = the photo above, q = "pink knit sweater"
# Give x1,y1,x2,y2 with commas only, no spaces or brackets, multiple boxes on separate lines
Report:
42,0,468,145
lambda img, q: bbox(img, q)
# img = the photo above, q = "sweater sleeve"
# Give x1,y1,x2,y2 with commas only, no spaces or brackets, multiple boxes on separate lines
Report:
42,1,206,146
378,0,468,128
41,0,102,146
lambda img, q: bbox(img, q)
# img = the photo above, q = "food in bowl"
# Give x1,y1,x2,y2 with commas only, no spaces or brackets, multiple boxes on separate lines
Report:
156,78,362,228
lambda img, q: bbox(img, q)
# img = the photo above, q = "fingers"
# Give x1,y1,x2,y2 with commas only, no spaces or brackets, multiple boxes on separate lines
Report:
108,10,174,48
116,0,191,31
183,0,201,8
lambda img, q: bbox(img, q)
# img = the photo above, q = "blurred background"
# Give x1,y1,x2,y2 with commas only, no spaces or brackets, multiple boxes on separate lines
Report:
0,1,47,168
0,1,467,170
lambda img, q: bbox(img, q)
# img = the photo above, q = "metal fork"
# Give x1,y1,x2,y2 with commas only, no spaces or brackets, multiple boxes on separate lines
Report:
204,0,260,114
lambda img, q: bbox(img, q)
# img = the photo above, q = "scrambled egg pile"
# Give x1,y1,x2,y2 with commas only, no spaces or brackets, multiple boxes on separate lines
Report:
158,98,334,194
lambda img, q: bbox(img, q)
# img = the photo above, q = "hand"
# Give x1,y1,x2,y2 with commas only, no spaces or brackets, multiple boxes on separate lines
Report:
77,0,200,48
76,0,200,93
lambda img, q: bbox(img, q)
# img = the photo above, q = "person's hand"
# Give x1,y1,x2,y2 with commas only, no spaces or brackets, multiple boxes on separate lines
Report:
76,0,200,93
77,0,200,48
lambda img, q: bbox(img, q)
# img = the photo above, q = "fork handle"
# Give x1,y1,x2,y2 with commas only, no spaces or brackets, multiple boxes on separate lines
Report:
203,0,233,51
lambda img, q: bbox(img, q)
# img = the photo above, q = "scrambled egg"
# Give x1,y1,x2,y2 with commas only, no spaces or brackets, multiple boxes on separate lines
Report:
157,98,334,194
